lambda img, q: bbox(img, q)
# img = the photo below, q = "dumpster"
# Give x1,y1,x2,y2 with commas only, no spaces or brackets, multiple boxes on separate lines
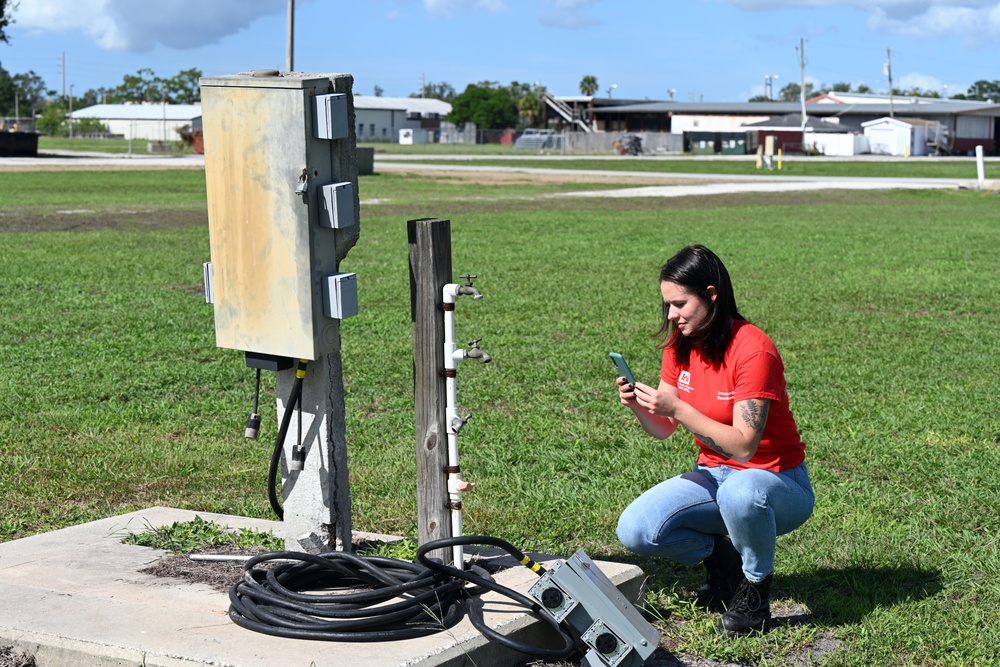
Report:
719,133,748,155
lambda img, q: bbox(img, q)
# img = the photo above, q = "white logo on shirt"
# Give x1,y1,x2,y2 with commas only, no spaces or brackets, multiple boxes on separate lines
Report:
677,371,692,393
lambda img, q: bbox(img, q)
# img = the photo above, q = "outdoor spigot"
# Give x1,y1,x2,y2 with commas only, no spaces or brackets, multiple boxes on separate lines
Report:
466,338,492,363
450,410,472,434
457,274,483,300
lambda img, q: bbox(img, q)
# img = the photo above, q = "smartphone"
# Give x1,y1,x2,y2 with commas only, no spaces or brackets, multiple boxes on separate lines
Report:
609,352,636,385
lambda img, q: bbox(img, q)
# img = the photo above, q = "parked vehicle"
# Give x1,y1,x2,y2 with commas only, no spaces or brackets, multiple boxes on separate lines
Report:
613,133,643,156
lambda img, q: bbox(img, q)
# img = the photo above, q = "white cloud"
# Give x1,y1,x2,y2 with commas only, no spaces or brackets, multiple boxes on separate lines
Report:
540,12,601,28
896,72,943,90
551,0,600,8
719,1,1000,40
540,0,602,29
14,0,305,52
423,0,506,14
894,72,970,95
867,4,1000,41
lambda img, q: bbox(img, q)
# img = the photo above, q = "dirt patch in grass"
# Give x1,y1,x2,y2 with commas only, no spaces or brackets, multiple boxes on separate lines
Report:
364,187,908,221
0,206,208,233
139,544,268,592
377,166,721,187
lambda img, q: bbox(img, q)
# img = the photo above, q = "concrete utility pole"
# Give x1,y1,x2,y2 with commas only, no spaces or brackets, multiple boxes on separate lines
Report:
286,0,295,71
798,37,807,153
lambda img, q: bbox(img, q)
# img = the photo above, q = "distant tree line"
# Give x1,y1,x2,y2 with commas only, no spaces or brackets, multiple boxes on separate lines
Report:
0,59,204,135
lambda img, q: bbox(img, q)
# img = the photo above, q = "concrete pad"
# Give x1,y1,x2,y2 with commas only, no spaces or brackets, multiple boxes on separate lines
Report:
0,507,647,667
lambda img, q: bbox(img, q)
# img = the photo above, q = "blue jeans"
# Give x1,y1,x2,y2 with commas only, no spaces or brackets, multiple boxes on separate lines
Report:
616,463,814,582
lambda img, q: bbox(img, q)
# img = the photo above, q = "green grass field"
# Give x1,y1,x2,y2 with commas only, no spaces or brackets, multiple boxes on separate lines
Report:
1,167,998,666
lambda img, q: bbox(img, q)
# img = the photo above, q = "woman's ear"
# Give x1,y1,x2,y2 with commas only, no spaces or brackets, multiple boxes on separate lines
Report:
706,285,718,302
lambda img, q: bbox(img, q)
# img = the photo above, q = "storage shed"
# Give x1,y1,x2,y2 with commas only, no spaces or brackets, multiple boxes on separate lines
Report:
861,117,943,156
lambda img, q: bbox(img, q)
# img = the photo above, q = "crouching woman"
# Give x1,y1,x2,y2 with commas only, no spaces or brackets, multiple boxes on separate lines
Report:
614,244,814,636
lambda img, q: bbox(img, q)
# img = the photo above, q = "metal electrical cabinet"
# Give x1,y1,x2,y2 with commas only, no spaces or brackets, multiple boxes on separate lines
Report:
200,71,361,361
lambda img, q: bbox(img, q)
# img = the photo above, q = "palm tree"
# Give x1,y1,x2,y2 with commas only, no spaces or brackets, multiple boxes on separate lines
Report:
518,90,543,128
579,75,598,97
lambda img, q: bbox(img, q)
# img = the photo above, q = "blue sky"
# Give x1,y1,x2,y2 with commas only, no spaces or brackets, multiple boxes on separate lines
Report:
2,0,999,104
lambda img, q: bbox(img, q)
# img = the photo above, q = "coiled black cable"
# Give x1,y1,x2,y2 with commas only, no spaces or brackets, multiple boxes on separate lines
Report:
228,535,577,660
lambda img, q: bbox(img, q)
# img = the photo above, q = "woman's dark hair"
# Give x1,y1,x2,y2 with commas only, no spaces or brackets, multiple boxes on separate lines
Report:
656,244,744,365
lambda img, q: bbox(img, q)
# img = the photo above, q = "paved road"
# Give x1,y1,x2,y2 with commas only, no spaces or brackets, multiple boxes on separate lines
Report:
0,151,206,170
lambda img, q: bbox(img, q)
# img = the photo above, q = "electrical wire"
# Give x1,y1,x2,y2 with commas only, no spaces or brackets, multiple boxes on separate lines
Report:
228,535,577,660
252,368,261,415
267,360,308,520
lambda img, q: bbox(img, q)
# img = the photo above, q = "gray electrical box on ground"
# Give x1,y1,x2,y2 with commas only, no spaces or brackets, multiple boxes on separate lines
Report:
200,71,361,361
528,551,661,667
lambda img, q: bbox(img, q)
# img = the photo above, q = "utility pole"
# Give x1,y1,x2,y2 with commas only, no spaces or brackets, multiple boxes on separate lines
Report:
885,47,894,118
286,0,295,71
798,37,807,153
60,52,66,99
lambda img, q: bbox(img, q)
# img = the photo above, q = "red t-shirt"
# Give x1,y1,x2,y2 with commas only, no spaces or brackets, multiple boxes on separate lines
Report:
661,320,805,471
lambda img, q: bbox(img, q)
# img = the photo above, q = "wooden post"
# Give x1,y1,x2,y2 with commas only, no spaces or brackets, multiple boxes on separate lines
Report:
408,218,452,564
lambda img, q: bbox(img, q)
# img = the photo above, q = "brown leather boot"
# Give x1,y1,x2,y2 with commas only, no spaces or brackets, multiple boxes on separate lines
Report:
696,535,744,612
717,573,773,637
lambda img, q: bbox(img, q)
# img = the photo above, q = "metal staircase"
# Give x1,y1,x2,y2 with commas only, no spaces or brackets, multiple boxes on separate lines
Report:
541,93,592,133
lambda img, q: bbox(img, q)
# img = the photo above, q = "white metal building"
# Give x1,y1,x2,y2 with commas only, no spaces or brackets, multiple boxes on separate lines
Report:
353,96,451,143
71,103,203,141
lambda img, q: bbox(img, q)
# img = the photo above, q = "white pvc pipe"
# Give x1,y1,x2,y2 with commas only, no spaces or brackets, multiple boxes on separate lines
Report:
442,283,467,569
